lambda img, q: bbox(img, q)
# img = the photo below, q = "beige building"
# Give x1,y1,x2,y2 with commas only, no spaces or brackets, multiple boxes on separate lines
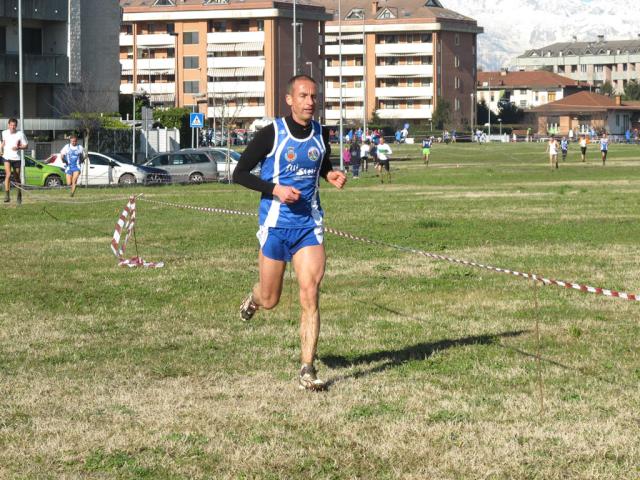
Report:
120,0,329,129
477,71,585,114
515,36,640,95
323,0,482,128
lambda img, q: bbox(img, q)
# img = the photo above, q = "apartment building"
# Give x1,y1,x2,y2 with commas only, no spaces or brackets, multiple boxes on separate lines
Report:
323,0,482,128
120,0,329,129
477,71,585,114
514,36,640,95
0,0,120,123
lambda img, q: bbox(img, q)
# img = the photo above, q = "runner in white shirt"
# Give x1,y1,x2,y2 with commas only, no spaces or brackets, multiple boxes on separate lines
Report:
376,137,393,183
1,118,28,204
546,136,559,169
599,132,609,166
60,133,86,197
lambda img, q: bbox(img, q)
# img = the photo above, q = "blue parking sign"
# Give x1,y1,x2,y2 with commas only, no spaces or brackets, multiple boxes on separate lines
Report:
190,113,205,128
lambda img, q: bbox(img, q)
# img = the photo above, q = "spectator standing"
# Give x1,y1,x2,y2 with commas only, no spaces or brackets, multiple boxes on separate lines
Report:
349,141,361,179
394,129,402,144
342,144,351,172
547,136,559,169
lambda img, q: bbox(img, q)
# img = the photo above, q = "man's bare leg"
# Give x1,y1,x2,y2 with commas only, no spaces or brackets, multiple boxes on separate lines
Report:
3,163,10,202
252,251,287,310
292,244,327,390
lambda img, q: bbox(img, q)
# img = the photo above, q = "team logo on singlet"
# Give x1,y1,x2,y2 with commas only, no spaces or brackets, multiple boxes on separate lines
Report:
286,146,297,162
308,146,320,162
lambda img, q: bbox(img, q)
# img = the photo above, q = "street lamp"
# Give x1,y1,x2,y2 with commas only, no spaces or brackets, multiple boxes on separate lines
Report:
498,117,502,137
338,0,344,170
305,61,313,78
293,0,298,75
470,92,474,136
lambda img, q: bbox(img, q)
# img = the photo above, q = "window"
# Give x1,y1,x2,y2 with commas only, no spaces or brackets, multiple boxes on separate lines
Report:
455,97,460,111
455,34,460,46
183,56,199,69
183,81,200,94
151,155,169,166
421,33,432,43
346,8,364,20
167,23,175,34
183,32,199,45
595,65,604,73
256,20,264,31
23,28,43,55
520,100,527,107
377,8,396,19
0,26,6,53
454,55,460,68
88,154,110,166
580,64,587,73
153,0,175,5
204,0,229,4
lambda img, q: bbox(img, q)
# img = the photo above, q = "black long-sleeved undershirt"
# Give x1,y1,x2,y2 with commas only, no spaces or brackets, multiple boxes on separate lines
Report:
232,116,333,195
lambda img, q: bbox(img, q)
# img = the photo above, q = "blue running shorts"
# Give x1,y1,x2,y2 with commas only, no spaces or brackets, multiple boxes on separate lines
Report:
257,225,324,262
65,165,81,175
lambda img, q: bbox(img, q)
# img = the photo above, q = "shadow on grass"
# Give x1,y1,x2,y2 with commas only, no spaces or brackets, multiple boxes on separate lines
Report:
321,330,528,387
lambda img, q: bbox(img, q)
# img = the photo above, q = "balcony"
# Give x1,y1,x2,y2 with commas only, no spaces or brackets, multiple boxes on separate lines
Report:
325,44,364,56
0,54,68,84
325,109,365,121
325,66,364,77
208,81,265,94
376,65,433,77
136,34,178,48
325,87,365,100
207,56,265,69
375,86,434,99
375,43,433,56
207,31,264,44
376,108,433,120
0,0,67,21
135,58,176,73
120,34,134,47
136,83,176,95
208,105,266,118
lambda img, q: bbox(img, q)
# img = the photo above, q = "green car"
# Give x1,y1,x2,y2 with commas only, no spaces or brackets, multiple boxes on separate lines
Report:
1,156,67,188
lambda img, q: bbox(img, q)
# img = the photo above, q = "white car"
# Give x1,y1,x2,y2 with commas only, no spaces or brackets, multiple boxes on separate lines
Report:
47,151,169,185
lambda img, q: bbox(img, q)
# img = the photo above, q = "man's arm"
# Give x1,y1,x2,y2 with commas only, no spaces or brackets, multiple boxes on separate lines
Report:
232,125,276,195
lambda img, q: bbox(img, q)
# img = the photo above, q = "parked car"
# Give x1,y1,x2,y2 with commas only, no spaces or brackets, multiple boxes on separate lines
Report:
195,147,259,180
0,155,67,188
144,149,219,183
45,151,169,185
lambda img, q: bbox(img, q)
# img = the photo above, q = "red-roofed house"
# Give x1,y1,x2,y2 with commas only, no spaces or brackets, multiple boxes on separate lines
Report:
477,70,585,114
527,91,640,135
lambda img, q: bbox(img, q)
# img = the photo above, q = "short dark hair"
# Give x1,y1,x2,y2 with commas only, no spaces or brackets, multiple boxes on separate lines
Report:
69,133,78,139
8,118,17,125
287,75,316,95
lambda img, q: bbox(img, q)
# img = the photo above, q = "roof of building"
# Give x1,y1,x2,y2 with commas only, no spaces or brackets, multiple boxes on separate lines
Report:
121,0,324,10
323,0,477,24
530,91,640,113
477,71,581,89
519,38,640,58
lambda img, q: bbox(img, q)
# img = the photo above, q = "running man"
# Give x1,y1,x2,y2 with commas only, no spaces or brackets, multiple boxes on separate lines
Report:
232,75,347,391
376,136,393,183
579,134,588,162
560,136,569,161
1,118,28,204
422,136,433,166
599,132,609,166
60,134,86,196
547,136,559,169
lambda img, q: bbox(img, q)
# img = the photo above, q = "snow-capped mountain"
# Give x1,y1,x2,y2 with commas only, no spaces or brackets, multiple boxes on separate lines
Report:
444,0,640,70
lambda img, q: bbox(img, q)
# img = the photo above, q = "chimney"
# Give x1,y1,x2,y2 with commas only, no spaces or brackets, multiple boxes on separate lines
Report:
597,34,605,43
615,95,622,106
371,0,378,14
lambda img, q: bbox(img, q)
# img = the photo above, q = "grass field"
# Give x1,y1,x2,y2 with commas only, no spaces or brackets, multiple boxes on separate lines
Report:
2,141,640,479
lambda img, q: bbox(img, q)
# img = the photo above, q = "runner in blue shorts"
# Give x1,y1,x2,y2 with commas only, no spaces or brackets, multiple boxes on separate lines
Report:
233,75,347,391
60,133,86,197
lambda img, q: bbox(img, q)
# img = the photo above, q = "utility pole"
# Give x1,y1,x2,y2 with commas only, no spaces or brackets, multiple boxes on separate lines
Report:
18,0,25,184
292,0,297,76
338,0,344,170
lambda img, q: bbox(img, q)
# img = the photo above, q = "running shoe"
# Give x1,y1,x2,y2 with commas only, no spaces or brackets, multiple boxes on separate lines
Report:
16,190,22,205
239,293,257,321
298,364,327,391
3,191,9,203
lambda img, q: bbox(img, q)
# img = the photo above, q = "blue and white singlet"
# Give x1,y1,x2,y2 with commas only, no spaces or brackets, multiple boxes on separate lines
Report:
258,117,326,229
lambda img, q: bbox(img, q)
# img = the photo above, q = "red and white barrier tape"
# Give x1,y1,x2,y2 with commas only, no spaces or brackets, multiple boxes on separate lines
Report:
111,195,164,268
139,197,640,302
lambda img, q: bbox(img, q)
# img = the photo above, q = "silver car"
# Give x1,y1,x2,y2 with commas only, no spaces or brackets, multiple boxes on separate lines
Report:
196,147,259,180
144,150,219,183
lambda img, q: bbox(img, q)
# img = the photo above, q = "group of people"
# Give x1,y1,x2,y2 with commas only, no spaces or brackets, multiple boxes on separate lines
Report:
342,137,393,182
1,117,88,203
546,132,609,168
